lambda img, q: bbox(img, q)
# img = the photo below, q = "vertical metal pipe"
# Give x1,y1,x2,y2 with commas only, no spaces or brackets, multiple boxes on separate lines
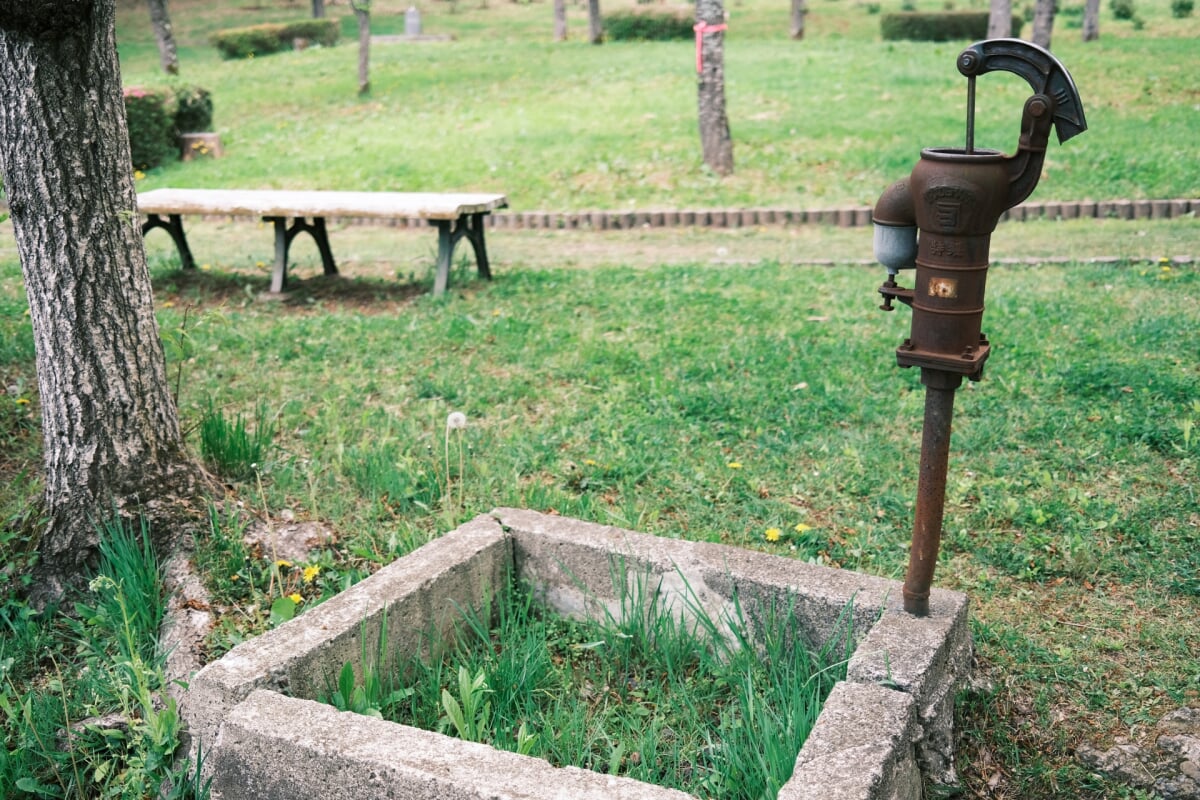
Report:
902,374,960,616
966,75,977,154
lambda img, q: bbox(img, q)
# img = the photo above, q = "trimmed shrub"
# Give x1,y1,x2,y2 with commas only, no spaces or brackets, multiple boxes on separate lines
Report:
1171,0,1192,16
123,87,175,170
1110,0,1135,18
211,19,339,59
169,84,214,133
606,8,694,41
881,11,1022,40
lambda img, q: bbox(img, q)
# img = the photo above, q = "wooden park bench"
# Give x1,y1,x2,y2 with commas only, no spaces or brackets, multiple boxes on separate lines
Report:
137,188,508,295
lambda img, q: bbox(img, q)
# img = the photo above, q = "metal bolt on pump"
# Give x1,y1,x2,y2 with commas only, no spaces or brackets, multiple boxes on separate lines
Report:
872,39,1087,616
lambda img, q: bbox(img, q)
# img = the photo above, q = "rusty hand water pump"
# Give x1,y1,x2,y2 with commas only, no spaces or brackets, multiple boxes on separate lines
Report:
872,39,1087,616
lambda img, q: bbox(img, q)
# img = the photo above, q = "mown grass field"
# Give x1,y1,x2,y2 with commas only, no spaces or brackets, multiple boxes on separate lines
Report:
2,0,1198,798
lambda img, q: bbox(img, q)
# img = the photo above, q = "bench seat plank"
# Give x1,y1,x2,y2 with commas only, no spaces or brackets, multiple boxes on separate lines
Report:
137,188,507,221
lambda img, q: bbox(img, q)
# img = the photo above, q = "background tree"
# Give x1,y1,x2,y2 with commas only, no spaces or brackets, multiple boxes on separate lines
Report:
0,0,212,609
987,0,1013,38
313,0,326,18
587,0,602,43
554,0,567,41
1031,0,1056,48
790,0,806,40
146,0,179,74
351,0,371,95
696,0,733,175
1082,0,1101,40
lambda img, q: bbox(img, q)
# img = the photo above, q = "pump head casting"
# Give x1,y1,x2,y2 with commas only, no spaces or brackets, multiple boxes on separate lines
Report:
873,38,1087,381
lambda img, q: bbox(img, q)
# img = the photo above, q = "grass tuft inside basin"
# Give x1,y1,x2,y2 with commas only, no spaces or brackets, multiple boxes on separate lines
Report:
320,565,852,799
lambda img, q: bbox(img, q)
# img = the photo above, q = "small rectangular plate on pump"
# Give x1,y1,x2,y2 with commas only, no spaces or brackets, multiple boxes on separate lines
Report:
928,277,958,299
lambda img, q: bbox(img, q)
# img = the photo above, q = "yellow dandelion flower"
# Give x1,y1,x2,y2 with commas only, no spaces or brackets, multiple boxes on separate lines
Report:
764,527,781,542
162,300,175,308
133,170,146,181
584,459,598,466
15,398,30,406
303,565,320,583
727,461,743,470
288,592,303,604
275,559,292,568
794,523,813,533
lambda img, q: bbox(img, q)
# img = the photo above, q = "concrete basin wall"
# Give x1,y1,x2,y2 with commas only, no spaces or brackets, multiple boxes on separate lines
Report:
185,510,971,800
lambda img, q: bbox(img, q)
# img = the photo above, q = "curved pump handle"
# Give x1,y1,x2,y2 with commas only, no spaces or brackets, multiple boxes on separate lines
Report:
957,38,1087,145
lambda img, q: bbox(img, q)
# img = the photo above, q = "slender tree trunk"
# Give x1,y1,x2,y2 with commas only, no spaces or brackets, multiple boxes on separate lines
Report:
987,0,1013,38
696,0,733,175
146,0,179,75
313,0,327,18
554,0,567,41
1081,0,1100,40
351,2,371,95
0,0,209,607
587,0,602,44
1031,0,1056,49
789,0,806,40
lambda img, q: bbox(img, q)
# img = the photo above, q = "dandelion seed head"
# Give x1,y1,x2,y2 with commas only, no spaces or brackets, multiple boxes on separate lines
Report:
446,411,468,430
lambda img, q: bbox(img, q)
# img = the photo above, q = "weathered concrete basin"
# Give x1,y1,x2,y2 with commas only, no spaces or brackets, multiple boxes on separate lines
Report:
183,508,971,799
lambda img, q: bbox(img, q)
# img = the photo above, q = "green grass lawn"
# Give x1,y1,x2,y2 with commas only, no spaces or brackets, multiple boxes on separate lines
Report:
2,0,1199,797
111,0,1200,209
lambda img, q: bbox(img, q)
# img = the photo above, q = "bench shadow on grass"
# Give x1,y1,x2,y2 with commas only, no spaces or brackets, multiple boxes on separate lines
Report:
149,266,457,312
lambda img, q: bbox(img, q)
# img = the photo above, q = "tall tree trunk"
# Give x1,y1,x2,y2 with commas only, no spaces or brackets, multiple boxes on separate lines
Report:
0,0,209,608
789,0,806,40
696,0,733,175
351,1,371,95
554,0,567,41
146,0,179,75
587,0,602,44
313,0,326,18
1031,0,1056,49
1081,0,1100,40
987,0,1013,38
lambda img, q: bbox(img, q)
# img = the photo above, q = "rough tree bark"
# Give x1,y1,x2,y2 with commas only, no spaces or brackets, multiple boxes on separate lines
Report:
146,0,179,74
1031,0,1056,49
312,0,326,18
696,0,733,175
0,0,212,615
789,0,806,40
351,0,371,95
554,0,567,42
587,0,602,44
987,0,1012,38
1081,0,1100,41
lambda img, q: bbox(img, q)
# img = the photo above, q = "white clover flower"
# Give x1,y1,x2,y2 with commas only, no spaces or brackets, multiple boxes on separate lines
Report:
446,411,468,431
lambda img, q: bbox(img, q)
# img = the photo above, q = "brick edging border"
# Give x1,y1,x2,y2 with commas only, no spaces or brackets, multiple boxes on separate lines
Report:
6,198,1190,231
477,198,1197,231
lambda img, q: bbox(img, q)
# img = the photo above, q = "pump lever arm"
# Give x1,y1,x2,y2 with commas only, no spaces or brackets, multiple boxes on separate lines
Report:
957,38,1088,145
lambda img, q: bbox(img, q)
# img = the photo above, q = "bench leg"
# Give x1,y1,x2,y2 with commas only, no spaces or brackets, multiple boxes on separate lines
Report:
266,216,340,293
141,213,196,271
269,217,289,293
434,220,455,297
464,213,493,281
432,213,494,296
